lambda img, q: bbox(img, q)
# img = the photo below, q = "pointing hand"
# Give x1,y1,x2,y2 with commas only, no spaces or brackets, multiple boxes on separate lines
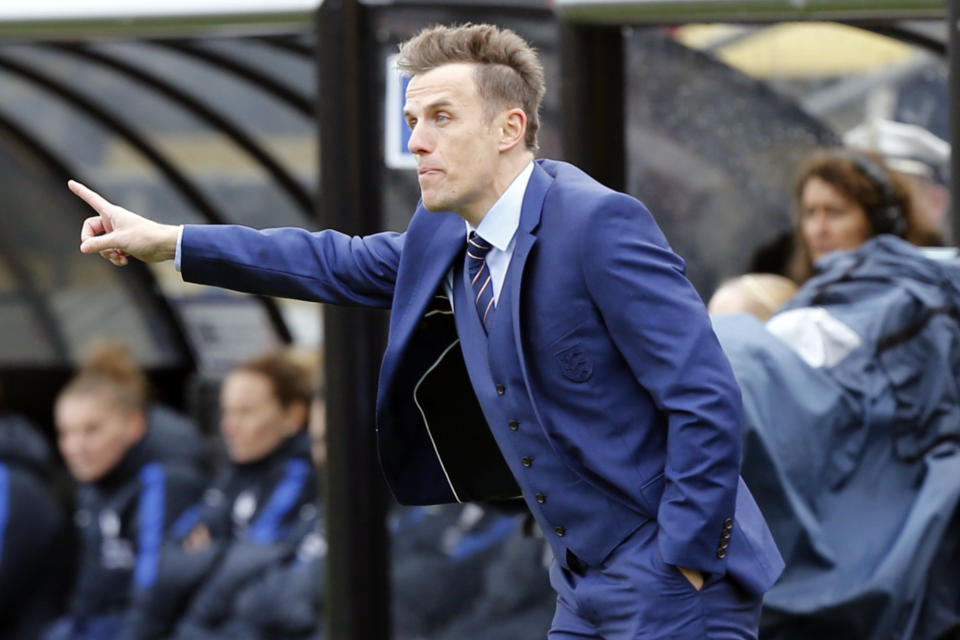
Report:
70,180,179,265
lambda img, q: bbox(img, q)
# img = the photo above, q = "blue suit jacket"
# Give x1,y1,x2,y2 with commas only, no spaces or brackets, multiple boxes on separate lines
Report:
181,159,783,594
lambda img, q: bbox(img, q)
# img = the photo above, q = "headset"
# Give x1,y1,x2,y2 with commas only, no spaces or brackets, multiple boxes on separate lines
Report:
847,151,908,238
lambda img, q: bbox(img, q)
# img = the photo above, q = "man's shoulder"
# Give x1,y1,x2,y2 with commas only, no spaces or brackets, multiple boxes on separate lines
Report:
537,158,609,194
537,158,645,217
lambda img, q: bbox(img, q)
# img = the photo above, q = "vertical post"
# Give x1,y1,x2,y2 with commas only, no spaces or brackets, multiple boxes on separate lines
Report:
316,2,391,639
950,0,960,245
560,22,626,192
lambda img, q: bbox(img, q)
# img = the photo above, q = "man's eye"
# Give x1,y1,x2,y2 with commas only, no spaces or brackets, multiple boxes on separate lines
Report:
406,119,416,129
436,114,450,123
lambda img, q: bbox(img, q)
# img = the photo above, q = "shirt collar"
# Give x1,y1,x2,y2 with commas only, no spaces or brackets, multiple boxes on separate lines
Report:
467,160,535,251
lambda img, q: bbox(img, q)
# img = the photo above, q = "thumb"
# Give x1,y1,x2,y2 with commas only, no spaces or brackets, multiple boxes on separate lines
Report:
80,231,121,255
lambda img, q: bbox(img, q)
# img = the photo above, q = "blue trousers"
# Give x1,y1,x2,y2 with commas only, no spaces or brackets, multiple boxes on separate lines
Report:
548,520,762,639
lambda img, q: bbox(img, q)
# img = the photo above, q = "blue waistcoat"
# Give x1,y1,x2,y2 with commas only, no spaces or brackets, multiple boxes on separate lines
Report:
452,252,652,569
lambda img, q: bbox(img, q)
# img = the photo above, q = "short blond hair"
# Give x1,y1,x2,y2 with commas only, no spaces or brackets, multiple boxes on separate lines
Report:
397,23,545,150
59,341,147,414
708,274,798,322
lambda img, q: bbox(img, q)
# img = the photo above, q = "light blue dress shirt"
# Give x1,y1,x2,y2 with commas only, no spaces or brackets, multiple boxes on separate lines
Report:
445,160,534,309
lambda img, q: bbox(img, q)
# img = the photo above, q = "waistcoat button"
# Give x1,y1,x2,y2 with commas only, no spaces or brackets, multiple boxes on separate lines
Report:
554,526,566,537
521,457,533,468
508,420,519,431
496,384,505,395
536,493,546,504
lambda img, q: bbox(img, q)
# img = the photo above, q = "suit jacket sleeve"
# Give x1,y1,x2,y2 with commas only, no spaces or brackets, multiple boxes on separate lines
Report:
580,192,742,576
180,224,404,309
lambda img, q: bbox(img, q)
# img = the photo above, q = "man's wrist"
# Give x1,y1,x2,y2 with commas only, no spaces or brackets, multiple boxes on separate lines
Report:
173,225,184,270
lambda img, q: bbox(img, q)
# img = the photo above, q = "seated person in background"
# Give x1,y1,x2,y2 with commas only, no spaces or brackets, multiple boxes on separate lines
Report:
791,148,928,282
209,504,325,640
168,350,319,639
390,503,523,640
203,386,328,640
432,513,555,640
711,224,960,638
44,343,206,640
0,403,70,640
707,273,798,321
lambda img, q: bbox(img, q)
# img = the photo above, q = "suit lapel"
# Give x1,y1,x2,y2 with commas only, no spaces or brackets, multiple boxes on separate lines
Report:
398,213,462,334
508,162,551,360
380,212,463,396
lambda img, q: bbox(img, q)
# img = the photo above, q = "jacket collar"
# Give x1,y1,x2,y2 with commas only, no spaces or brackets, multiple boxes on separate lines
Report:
519,160,549,235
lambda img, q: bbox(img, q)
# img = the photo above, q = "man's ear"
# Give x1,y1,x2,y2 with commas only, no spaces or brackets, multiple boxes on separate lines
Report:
497,107,527,152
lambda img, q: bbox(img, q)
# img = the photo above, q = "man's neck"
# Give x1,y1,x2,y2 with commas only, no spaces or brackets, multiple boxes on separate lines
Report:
461,150,534,227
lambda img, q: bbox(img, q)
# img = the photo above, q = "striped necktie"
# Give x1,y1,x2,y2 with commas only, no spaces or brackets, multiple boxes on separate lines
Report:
466,231,496,332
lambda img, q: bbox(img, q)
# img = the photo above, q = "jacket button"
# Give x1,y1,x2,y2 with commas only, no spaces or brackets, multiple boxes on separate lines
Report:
555,526,566,537
721,531,731,541
521,457,533,468
508,420,519,431
723,517,733,530
720,540,729,550
496,384,505,395
716,548,727,559
536,493,546,504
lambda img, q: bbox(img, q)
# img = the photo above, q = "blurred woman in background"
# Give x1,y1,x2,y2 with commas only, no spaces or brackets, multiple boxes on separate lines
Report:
792,149,934,282
168,350,319,640
45,342,205,640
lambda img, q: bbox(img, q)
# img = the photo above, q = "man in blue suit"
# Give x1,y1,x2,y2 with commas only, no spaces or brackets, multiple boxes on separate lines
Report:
72,23,782,639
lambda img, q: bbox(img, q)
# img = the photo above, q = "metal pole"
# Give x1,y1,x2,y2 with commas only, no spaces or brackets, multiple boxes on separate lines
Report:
316,2,391,639
950,0,960,245
560,22,626,192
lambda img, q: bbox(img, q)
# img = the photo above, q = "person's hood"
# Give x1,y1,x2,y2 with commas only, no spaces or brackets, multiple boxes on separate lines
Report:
0,411,54,476
143,404,210,473
94,405,208,491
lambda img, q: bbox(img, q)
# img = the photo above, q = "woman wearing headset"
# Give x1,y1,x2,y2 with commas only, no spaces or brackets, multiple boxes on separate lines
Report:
792,149,926,282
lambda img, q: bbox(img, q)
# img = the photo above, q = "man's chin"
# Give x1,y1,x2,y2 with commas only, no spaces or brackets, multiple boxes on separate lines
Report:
419,198,450,213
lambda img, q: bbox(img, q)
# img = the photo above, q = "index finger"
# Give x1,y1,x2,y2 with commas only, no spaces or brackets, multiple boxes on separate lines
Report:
68,180,113,215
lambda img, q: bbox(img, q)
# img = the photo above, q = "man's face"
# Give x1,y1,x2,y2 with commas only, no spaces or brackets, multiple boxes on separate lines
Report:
404,63,503,221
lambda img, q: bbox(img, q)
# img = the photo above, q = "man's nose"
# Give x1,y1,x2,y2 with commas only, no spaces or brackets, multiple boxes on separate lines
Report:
407,122,430,155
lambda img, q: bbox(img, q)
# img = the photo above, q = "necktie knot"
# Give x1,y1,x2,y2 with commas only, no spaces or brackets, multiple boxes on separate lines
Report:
467,232,493,260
